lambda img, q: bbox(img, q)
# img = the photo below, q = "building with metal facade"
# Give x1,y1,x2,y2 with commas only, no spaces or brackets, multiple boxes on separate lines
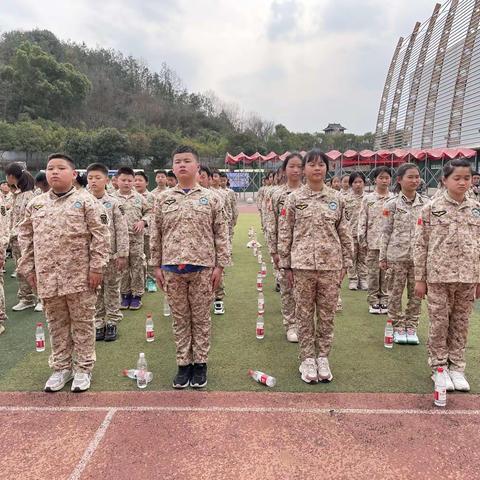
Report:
374,0,480,150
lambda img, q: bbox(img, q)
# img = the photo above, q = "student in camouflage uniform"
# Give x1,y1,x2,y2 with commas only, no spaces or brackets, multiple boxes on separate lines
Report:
18,153,110,392
344,172,367,291
340,174,350,197
380,163,429,345
151,146,230,389
0,194,9,335
87,163,129,342
151,170,168,198
115,167,151,310
266,153,303,343
414,159,480,393
278,149,353,385
358,166,394,314
220,172,238,241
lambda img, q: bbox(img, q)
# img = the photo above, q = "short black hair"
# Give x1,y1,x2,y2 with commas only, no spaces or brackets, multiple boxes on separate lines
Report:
47,153,75,168
135,171,148,183
211,168,220,177
443,158,473,178
117,166,135,177
472,171,480,176
155,170,167,176
5,162,35,192
349,171,366,186
219,171,228,178
302,148,329,172
76,173,88,188
86,163,109,176
166,170,177,179
35,171,47,183
372,166,392,179
199,165,212,178
172,145,199,161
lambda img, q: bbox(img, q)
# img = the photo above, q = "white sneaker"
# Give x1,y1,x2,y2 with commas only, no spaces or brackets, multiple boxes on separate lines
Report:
12,301,35,311
369,304,381,314
316,357,333,382
10,271,17,278
299,358,318,384
71,372,92,392
449,370,470,392
358,280,368,291
0,324,5,335
431,369,454,392
406,328,419,345
286,328,298,343
348,280,358,290
336,298,343,312
34,302,43,312
44,369,74,392
213,301,225,315
393,327,407,344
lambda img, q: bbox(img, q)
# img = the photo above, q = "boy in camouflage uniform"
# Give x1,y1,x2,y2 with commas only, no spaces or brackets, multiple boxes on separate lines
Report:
0,194,9,335
18,153,110,392
87,163,129,342
151,146,229,389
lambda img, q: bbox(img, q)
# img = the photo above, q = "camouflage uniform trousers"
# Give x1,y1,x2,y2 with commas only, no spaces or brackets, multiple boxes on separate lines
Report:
0,270,6,325
427,282,475,373
11,238,36,305
43,290,97,373
293,269,340,360
347,239,367,283
121,237,145,297
143,234,155,281
95,259,123,328
164,268,214,366
276,267,296,332
214,271,225,301
386,261,421,329
366,249,388,306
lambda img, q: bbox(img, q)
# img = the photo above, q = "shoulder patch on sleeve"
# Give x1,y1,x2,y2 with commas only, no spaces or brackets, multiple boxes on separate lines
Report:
417,217,423,225
164,198,176,206
100,213,108,225
119,205,125,215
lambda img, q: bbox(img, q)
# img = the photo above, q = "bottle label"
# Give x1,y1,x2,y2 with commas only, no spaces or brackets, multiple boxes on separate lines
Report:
256,326,264,336
36,339,45,349
260,374,268,385
146,330,154,339
384,335,393,345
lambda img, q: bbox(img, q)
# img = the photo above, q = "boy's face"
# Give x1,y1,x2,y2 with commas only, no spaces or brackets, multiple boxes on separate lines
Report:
156,173,167,187
211,173,220,187
220,176,228,188
46,158,77,193
0,183,9,194
166,176,177,187
112,176,119,189
134,175,148,193
198,171,210,188
87,170,108,198
172,153,198,184
117,173,134,194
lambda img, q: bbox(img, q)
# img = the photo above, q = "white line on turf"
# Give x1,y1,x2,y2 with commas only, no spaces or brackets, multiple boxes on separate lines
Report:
68,408,116,480
0,405,479,416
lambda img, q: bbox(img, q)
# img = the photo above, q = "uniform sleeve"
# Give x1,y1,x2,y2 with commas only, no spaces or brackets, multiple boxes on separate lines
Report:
141,195,152,225
149,200,163,266
17,201,35,277
85,198,111,273
256,188,264,210
277,195,295,269
113,202,129,258
212,196,230,268
413,204,430,282
357,196,368,247
379,201,395,262
266,192,280,255
336,198,354,268
230,191,238,226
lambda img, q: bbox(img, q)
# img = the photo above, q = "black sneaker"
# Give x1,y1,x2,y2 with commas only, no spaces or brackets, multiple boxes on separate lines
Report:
173,365,192,389
96,327,105,341
104,324,117,342
190,363,208,388
275,282,281,292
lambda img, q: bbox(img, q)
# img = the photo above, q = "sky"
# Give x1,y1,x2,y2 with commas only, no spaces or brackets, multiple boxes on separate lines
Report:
0,0,439,134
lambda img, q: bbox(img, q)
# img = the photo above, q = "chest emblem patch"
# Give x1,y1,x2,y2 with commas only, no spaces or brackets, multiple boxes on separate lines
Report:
328,201,338,211
296,204,308,210
164,199,176,206
198,197,209,206
73,201,82,209
104,202,112,209
431,210,447,217
472,208,480,218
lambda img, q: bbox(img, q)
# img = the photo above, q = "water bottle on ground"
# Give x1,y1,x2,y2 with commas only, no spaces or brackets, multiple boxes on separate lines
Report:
434,367,447,407
256,274,263,292
258,292,265,314
145,313,154,342
257,252,262,264
136,353,148,389
253,243,258,257
384,320,394,349
163,298,171,317
256,314,264,339
248,226,254,240
122,369,153,383
248,369,276,387
261,261,267,278
35,323,45,352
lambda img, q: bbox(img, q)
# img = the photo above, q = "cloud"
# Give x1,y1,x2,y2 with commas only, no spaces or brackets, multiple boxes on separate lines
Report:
0,0,438,134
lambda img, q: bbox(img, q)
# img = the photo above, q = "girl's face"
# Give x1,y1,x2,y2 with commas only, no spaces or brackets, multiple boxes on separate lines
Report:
331,177,341,190
285,157,303,182
398,168,420,193
375,172,391,189
341,176,350,191
305,158,327,183
352,177,365,194
443,167,472,198
6,174,17,188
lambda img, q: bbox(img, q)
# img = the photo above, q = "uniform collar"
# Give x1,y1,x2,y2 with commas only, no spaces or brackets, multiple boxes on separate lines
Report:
304,183,331,197
48,187,76,201
443,190,471,208
172,184,202,195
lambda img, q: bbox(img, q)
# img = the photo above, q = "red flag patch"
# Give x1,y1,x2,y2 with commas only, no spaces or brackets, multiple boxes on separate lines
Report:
417,217,423,225
383,209,390,217
281,208,286,217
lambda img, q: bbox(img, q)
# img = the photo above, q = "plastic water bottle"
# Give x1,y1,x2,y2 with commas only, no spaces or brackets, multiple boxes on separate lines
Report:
256,314,264,339
145,313,154,342
136,353,148,389
434,367,447,407
257,252,262,264
163,298,171,317
256,274,263,292
257,292,265,314
384,320,394,349
248,369,276,387
261,261,267,278
248,226,254,240
35,323,45,352
122,369,153,383
253,243,258,257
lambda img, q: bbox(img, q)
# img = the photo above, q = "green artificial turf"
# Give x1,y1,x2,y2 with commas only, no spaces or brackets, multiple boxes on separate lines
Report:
0,212,479,393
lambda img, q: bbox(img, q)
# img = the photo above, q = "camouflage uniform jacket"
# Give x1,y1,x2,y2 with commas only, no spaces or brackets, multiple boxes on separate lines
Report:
278,184,353,270
0,196,9,257
114,190,152,243
380,192,429,263
17,188,110,298
95,192,129,260
10,190,34,239
414,191,480,283
224,188,238,227
358,190,394,250
150,185,230,268
151,186,168,199
256,186,266,210
344,191,365,239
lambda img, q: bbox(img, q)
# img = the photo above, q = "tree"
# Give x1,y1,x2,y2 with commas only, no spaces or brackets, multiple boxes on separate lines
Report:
63,130,96,168
149,129,179,168
93,128,129,166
